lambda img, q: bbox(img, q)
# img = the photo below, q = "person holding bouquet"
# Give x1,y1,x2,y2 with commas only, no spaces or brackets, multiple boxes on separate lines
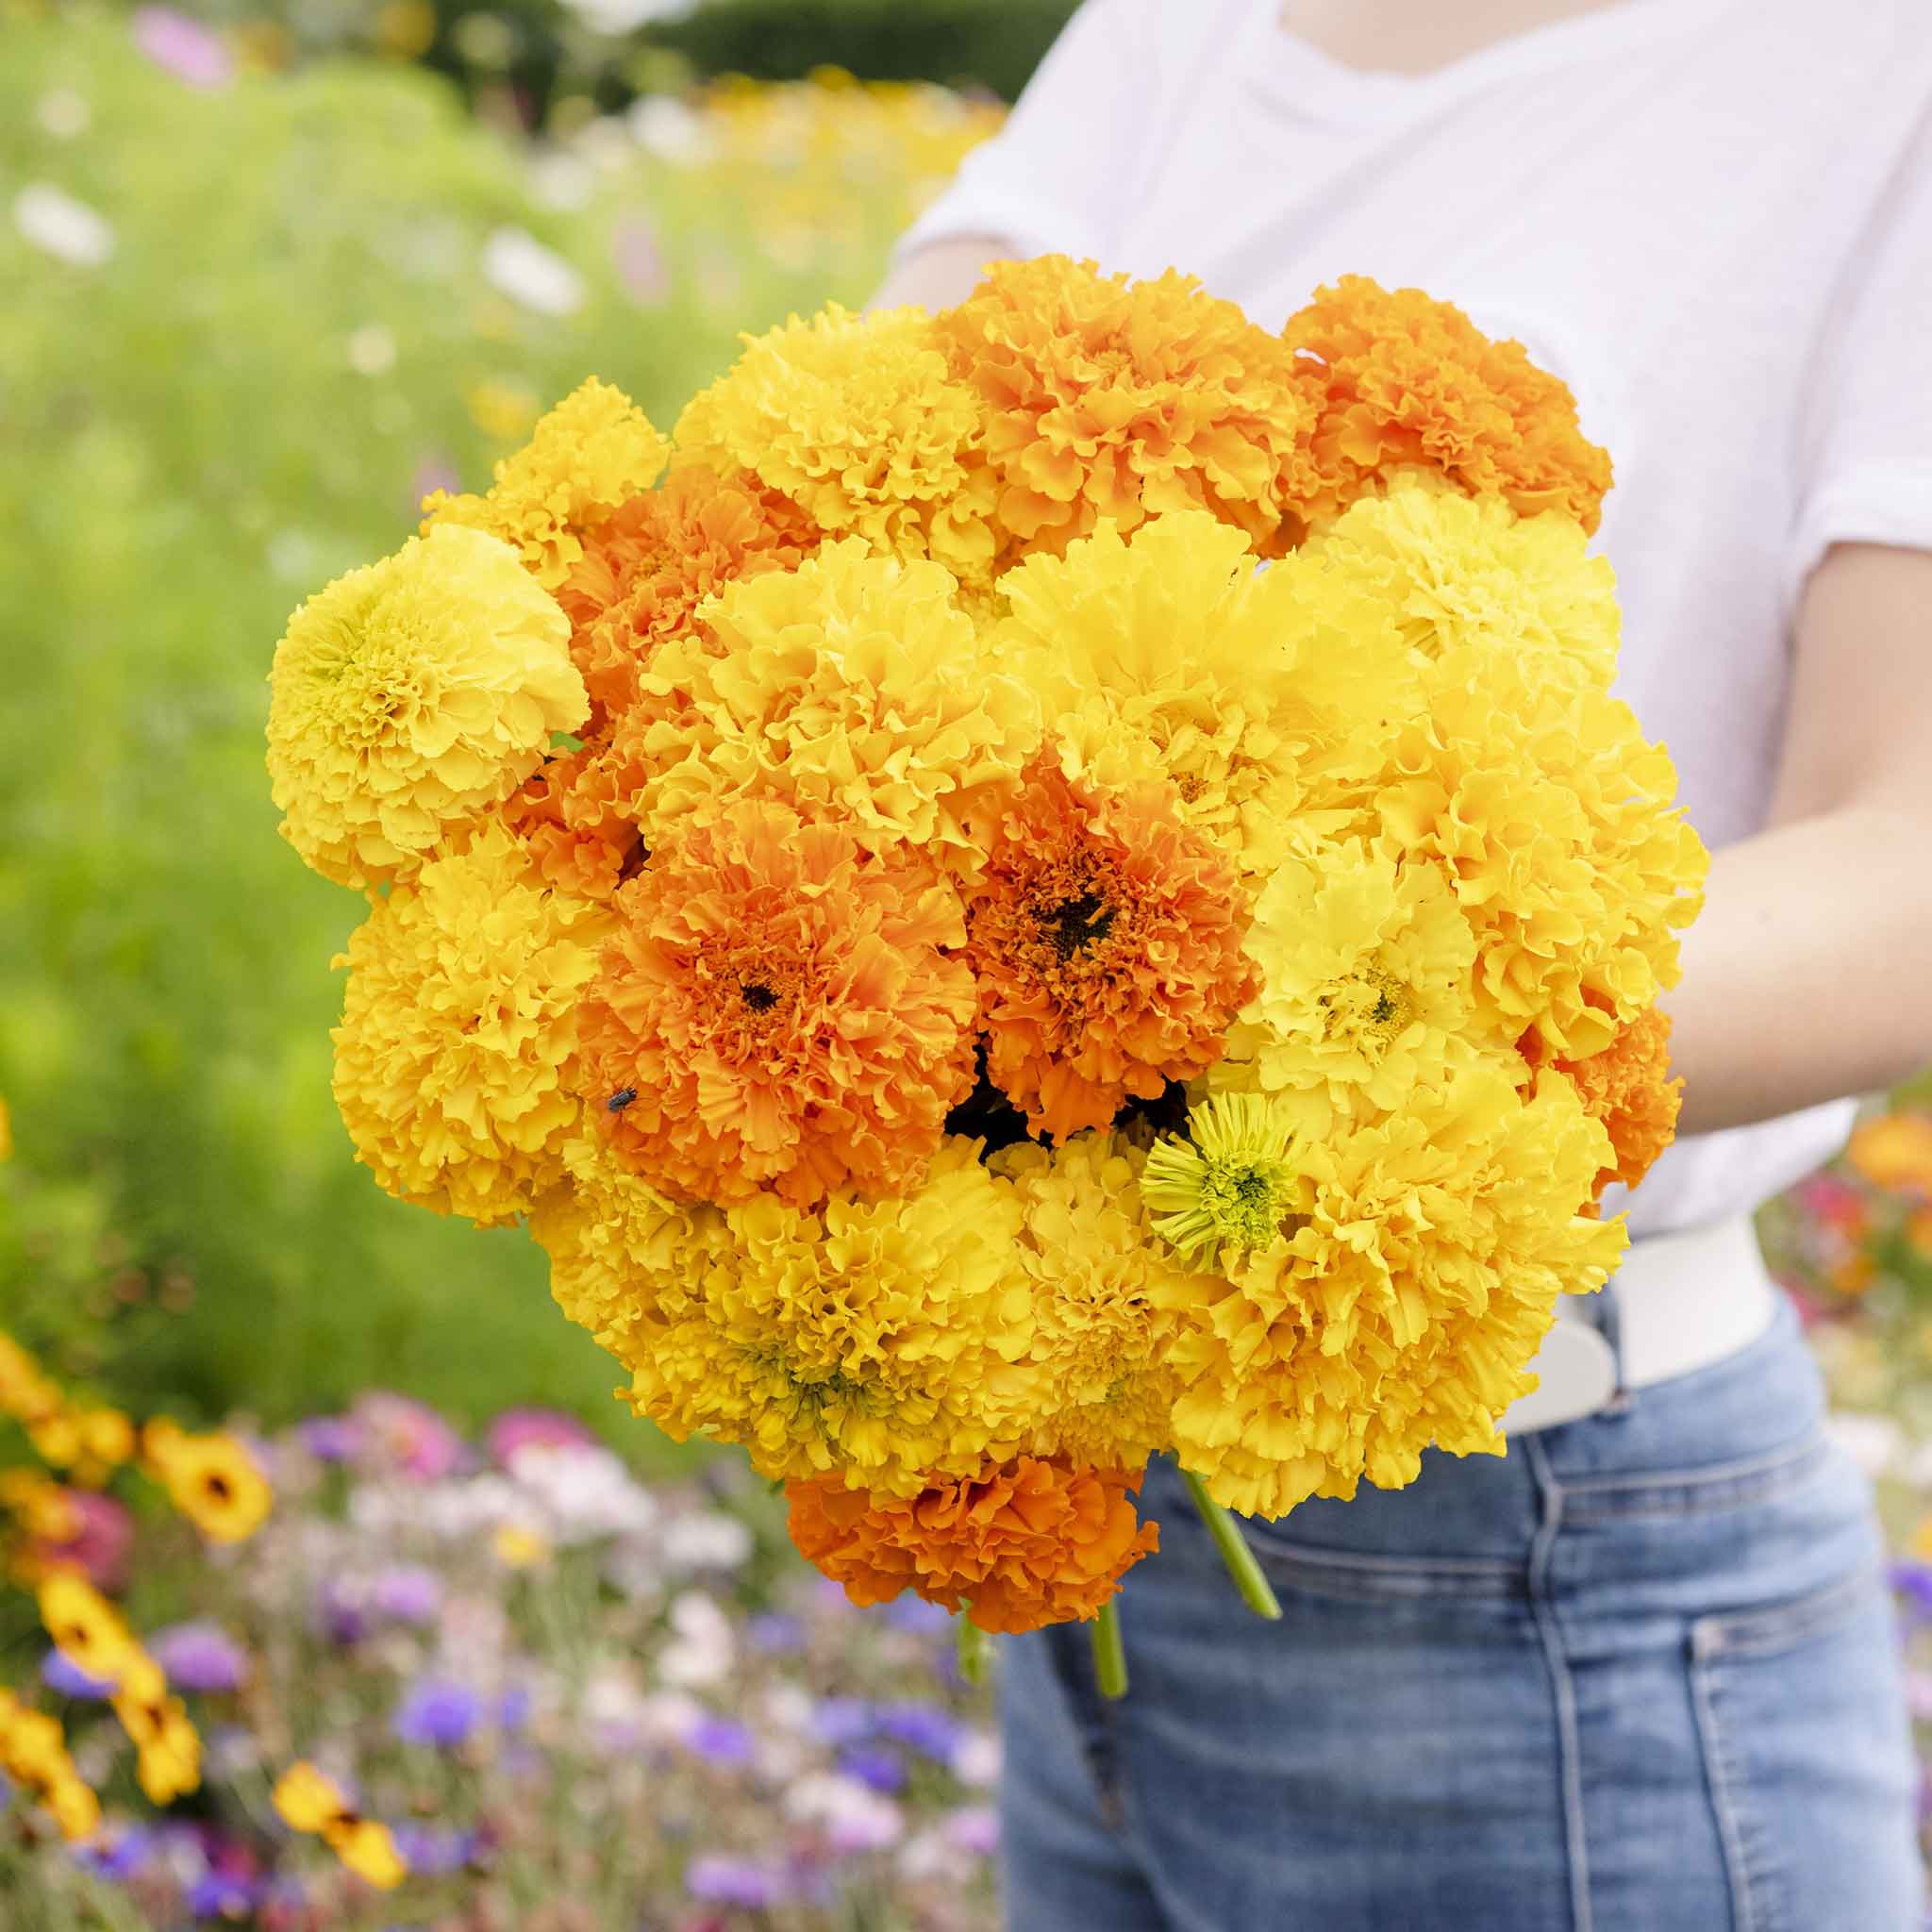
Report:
878,1,1932,1925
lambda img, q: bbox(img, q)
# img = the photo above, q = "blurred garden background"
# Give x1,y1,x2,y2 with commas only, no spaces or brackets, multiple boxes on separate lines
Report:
5,1,1932,1924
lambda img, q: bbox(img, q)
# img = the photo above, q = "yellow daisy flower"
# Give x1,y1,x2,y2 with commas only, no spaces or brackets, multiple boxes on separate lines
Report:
141,1421,273,1544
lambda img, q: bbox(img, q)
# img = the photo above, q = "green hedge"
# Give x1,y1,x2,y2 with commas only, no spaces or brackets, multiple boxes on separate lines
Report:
645,0,1077,99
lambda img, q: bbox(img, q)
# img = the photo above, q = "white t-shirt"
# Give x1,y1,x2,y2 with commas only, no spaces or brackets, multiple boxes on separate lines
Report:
898,0,1932,1239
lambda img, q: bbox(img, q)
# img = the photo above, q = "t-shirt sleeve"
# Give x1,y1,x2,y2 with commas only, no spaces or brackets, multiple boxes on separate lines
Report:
891,0,1155,269
1788,105,1932,605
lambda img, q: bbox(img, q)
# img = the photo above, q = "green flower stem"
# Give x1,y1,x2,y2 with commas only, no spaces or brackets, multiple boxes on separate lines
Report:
1182,1470,1283,1621
1091,1597,1129,1699
957,1611,993,1686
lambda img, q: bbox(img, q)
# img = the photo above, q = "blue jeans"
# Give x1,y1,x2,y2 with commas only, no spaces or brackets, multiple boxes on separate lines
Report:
1001,1296,1923,1930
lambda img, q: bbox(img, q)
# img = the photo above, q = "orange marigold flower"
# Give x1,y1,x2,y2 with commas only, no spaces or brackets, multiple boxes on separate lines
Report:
558,462,819,732
579,798,978,1208
941,256,1318,555
787,1456,1158,1635
1522,1006,1683,1199
964,759,1258,1140
1284,275,1613,533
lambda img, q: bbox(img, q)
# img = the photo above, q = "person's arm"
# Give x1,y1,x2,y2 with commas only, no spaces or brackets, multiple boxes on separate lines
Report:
1665,540,1932,1134
872,237,1015,314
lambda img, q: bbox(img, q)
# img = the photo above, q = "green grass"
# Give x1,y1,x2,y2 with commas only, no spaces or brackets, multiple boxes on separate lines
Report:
0,10,903,1437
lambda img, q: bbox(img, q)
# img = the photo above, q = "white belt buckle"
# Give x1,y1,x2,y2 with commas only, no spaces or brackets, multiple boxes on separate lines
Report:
1495,1307,1619,1435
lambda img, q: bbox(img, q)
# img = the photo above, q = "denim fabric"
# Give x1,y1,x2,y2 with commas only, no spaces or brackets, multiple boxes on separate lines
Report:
1000,1296,1923,1931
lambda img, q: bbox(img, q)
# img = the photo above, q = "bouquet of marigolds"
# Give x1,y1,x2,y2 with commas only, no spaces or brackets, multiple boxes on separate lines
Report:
265,259,1707,1692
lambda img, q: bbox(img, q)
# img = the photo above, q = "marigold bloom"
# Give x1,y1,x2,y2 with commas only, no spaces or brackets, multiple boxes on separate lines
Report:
267,524,587,890
1217,836,1481,1115
1523,1006,1684,1199
423,376,670,588
789,1457,1158,1635
141,1420,273,1543
331,822,616,1224
580,800,977,1208
995,512,1419,874
942,256,1317,554
1158,1066,1626,1519
675,304,997,589
530,1136,732,1372
1375,644,1707,1058
993,1135,1185,1469
965,758,1258,1139
1307,477,1620,691
626,1143,1038,1497
619,540,1041,877
1284,275,1613,532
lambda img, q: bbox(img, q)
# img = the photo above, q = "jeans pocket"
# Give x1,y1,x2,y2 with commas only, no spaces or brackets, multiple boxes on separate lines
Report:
1687,1565,1912,1932
1236,1524,1526,1605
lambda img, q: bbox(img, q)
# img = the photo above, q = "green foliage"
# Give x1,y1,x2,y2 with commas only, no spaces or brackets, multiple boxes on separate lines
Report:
645,0,1077,99
0,12,902,1434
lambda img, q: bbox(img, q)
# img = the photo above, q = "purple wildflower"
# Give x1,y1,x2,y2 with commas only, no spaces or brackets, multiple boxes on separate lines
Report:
297,1414,362,1464
42,1649,114,1701
883,1595,953,1637
150,1621,249,1693
686,1854,792,1909
838,1744,908,1795
747,1611,806,1654
874,1702,964,1763
371,1564,442,1625
354,1391,465,1480
186,1871,259,1916
74,1826,154,1881
685,1715,756,1767
393,1678,485,1750
809,1698,874,1748
391,1824,480,1876
130,8,232,87
317,1579,370,1647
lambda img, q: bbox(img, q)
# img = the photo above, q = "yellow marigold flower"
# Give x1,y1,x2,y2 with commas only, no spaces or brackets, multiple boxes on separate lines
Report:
1158,1066,1626,1519
992,1134,1184,1470
141,1421,273,1544
626,1143,1039,1497
620,540,1041,876
1846,1111,1932,1196
675,304,998,590
941,256,1318,554
1307,477,1620,691
996,512,1419,874
38,1572,138,1684
267,524,587,891
0,1691,100,1840
330,822,616,1224
1215,836,1483,1114
1376,645,1707,1058
1284,275,1613,532
425,376,671,589
530,1133,731,1372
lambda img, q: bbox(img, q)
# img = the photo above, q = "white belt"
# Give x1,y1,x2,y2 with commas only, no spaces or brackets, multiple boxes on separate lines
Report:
1498,1213,1780,1435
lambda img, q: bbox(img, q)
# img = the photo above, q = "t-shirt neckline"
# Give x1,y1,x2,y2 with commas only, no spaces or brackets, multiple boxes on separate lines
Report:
1241,0,1734,127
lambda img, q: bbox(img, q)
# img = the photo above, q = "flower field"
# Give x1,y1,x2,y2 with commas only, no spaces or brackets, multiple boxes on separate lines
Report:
6,7,1932,1924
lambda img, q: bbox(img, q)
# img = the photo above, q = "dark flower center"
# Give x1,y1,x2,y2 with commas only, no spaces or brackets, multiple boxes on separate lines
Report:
741,981,779,1012
1041,891,1115,960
